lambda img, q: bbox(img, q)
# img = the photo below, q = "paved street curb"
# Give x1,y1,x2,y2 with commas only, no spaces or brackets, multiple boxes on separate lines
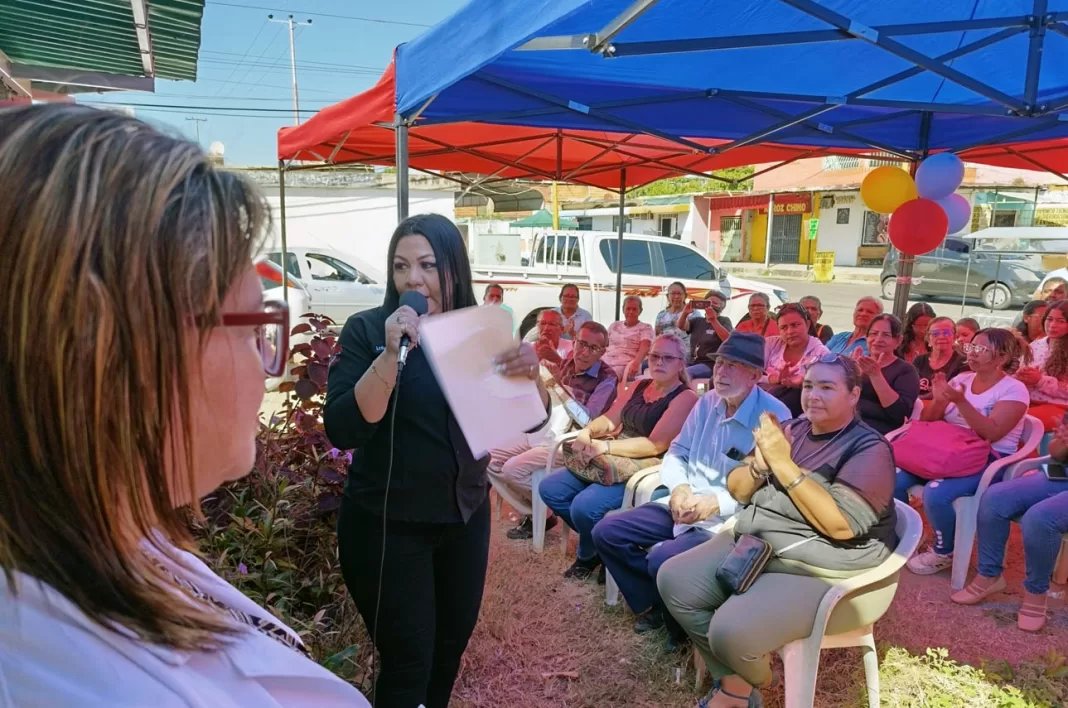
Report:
722,266,881,286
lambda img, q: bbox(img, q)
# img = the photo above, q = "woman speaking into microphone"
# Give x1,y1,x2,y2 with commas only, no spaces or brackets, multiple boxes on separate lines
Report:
325,214,549,708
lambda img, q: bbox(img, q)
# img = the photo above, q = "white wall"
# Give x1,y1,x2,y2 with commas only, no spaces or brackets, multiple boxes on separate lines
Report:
814,194,864,266
262,186,454,280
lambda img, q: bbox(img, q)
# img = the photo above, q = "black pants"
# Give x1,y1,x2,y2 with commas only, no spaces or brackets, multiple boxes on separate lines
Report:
337,495,491,708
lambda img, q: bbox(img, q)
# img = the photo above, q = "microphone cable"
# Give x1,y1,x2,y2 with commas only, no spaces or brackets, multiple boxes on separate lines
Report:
370,358,403,707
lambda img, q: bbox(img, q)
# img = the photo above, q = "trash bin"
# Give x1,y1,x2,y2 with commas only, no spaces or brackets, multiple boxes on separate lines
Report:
813,251,835,283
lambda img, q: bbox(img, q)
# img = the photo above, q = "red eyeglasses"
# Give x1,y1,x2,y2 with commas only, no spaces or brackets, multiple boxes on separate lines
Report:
220,300,290,377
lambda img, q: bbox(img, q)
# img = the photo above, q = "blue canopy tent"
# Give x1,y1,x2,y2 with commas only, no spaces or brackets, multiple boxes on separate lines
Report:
390,0,1068,317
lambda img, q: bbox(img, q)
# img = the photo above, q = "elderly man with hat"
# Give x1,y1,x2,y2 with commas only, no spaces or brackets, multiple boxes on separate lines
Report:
592,333,791,645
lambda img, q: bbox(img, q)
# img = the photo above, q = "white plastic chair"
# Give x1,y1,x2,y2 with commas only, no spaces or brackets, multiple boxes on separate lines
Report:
692,501,923,706
603,466,663,606
531,430,580,552
886,414,1043,590
910,397,924,421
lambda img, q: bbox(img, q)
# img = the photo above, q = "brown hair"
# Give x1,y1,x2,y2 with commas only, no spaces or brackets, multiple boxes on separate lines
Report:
0,105,269,649
578,319,609,343
975,328,1021,374
1042,300,1068,379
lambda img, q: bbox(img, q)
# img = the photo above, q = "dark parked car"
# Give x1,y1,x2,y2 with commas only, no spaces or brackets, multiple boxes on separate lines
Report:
880,237,1043,310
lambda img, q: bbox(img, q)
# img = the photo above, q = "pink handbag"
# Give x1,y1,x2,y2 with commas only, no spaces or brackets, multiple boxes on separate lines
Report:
891,421,992,480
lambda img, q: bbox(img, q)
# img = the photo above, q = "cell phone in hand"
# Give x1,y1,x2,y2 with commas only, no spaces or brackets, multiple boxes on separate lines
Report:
1045,463,1068,482
691,299,711,309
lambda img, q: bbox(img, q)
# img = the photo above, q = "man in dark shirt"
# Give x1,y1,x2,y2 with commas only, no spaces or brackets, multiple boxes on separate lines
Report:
680,289,733,379
488,321,617,539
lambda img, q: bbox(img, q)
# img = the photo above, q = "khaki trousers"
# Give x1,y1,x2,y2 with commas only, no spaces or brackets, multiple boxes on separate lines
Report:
487,442,555,516
656,532,846,687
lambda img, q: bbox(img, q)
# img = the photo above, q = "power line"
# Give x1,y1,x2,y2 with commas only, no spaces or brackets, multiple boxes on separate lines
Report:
212,19,267,97
198,57,381,76
82,101,302,113
190,77,343,94
151,92,344,103
217,22,286,99
206,1,432,27
200,50,384,73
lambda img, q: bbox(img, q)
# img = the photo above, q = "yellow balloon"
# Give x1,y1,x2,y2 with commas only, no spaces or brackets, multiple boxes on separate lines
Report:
861,166,918,214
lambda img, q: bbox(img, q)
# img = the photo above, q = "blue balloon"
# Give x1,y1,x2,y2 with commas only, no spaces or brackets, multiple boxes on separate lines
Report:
937,193,972,234
916,152,965,200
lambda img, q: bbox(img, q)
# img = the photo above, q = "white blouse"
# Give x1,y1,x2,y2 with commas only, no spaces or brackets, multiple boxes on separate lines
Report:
761,336,829,384
0,542,370,708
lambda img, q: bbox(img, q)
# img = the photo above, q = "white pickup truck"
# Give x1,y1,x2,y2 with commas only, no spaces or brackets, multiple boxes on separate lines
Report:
469,230,788,334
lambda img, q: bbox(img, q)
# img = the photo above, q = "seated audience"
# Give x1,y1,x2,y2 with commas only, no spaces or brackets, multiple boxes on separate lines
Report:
801,295,833,345
762,303,829,417
1017,299,1068,431
657,356,898,708
914,317,967,400
734,293,778,337
951,421,1068,631
678,289,733,379
539,335,697,580
489,321,617,540
898,303,936,364
531,309,572,366
654,281,693,352
826,296,883,355
855,314,920,434
1014,300,1049,349
956,318,979,348
556,283,593,340
483,282,515,333
592,333,789,644
0,105,371,706
899,329,1029,576
603,295,655,381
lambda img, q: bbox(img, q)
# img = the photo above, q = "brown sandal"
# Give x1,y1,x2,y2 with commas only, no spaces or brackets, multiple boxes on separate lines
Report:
1018,593,1048,632
950,575,1006,605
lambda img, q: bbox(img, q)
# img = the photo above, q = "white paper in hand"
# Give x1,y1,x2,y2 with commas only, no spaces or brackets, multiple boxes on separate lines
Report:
418,305,547,458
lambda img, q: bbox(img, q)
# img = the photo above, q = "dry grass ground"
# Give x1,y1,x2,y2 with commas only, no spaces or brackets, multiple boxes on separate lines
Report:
448,503,1067,708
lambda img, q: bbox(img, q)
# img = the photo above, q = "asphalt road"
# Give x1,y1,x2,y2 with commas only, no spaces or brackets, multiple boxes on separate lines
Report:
760,277,1022,334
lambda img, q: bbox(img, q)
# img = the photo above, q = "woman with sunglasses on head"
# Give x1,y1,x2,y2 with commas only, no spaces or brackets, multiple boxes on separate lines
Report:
762,303,829,417
1016,299,1068,432
0,105,371,706
657,355,898,708
325,214,550,708
539,334,697,581
853,314,921,435
913,317,967,402
899,329,1029,577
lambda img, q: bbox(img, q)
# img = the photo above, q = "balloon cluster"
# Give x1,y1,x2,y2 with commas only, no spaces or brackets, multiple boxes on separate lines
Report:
860,153,969,256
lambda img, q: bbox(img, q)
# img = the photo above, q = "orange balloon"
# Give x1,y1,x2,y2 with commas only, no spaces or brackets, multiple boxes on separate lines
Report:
861,166,918,214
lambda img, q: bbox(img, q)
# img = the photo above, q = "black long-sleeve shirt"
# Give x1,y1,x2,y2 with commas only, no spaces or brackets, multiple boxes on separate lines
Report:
858,358,920,435
325,306,547,524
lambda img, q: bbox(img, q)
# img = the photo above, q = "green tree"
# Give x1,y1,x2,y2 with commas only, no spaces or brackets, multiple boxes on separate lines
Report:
629,167,754,197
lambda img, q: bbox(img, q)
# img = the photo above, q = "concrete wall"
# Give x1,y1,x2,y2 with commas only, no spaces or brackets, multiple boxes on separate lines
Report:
262,186,454,280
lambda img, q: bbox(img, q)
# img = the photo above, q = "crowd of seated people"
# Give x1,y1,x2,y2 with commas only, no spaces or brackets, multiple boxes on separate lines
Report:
484,281,1065,700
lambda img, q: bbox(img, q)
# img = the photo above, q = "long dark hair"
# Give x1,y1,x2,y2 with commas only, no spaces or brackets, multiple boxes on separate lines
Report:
384,214,476,313
897,302,935,358
1043,300,1068,379
868,313,903,338
1015,300,1048,343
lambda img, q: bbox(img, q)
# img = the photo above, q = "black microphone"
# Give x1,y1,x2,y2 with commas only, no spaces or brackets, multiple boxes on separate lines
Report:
397,290,428,371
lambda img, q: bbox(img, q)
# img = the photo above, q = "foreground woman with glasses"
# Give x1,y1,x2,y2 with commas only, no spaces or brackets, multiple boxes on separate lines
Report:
0,104,370,706
657,355,898,707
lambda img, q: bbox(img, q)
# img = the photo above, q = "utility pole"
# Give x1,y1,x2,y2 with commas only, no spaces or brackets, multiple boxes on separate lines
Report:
185,116,206,144
268,14,312,125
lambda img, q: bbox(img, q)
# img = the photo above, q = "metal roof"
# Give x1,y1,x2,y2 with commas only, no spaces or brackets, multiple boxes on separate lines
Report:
0,0,205,84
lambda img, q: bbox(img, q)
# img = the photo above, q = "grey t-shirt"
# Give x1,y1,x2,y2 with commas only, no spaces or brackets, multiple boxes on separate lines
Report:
733,418,898,571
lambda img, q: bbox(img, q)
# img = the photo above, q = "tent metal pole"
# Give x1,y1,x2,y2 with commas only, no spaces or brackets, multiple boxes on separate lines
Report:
278,158,289,306
893,113,932,319
395,115,410,222
615,169,627,321
763,193,774,269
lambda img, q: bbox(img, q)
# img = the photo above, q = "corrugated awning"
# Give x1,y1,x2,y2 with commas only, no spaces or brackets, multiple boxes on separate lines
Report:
0,0,205,91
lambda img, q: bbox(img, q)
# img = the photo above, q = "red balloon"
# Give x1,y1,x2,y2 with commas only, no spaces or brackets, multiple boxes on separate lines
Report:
889,198,949,256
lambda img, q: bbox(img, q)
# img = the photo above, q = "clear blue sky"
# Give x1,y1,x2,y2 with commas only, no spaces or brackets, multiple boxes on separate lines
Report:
82,0,466,166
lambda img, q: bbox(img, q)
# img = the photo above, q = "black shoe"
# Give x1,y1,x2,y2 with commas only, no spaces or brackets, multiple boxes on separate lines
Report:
664,628,689,653
506,517,533,540
563,555,601,580
633,608,665,634
597,564,606,585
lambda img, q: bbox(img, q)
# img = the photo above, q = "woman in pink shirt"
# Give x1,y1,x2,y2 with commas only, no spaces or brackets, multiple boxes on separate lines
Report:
603,295,655,381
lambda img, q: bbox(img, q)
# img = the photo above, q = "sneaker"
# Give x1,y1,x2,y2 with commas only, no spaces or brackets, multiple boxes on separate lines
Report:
505,515,557,540
633,608,665,634
907,550,954,576
563,555,601,580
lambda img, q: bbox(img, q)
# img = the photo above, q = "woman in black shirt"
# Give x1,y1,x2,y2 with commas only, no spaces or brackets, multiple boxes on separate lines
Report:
855,314,920,434
325,214,548,708
913,316,967,400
